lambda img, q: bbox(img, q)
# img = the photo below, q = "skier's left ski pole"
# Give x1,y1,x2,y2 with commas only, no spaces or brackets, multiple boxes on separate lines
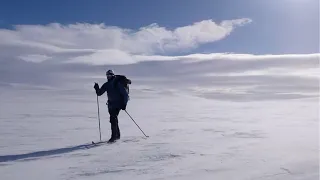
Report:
96,95,102,141
124,110,149,138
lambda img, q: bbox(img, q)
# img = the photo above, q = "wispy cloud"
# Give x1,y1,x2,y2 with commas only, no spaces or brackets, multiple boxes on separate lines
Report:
0,18,251,65
18,54,51,63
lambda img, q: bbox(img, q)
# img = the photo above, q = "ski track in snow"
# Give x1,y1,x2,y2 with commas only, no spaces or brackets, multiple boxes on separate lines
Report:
0,89,319,180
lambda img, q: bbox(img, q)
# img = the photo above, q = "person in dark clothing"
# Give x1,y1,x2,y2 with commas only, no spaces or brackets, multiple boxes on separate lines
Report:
94,69,129,143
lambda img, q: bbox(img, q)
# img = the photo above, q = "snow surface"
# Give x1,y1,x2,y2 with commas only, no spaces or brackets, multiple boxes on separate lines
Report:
0,85,318,180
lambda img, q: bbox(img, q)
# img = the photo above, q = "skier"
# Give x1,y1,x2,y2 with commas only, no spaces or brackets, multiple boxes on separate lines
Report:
94,69,130,143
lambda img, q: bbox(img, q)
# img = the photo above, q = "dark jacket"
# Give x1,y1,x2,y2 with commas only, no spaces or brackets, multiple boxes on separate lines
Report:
95,76,129,109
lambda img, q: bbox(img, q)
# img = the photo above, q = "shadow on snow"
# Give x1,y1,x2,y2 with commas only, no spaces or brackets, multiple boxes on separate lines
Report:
0,141,109,163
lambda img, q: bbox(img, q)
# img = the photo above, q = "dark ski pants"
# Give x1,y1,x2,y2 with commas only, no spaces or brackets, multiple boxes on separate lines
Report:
108,107,121,139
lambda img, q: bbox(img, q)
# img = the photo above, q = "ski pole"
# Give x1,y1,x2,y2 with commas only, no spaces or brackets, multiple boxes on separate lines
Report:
124,110,149,138
96,95,102,141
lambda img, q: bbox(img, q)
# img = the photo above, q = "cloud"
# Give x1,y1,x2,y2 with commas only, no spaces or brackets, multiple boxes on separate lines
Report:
63,51,320,67
0,18,251,65
0,19,318,101
18,54,51,63
67,49,136,65
1,52,318,101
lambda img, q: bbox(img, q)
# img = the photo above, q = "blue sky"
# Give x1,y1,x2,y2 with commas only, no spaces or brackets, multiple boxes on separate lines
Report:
0,0,319,55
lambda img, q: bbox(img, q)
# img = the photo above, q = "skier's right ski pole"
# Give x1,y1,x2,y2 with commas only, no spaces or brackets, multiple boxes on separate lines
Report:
96,95,102,141
124,110,149,138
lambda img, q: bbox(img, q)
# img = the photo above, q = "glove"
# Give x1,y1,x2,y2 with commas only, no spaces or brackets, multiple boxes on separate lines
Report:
94,83,99,95
94,83,99,91
121,104,127,110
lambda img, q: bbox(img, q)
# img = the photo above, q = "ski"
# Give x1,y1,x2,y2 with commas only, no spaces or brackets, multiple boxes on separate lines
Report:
88,137,142,148
83,140,109,149
91,140,109,145
91,140,118,145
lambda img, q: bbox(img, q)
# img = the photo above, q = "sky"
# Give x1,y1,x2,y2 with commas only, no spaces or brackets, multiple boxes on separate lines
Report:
0,0,319,100
0,0,319,55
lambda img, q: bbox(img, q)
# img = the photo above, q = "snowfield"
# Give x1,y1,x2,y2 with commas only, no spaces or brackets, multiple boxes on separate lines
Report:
0,85,318,180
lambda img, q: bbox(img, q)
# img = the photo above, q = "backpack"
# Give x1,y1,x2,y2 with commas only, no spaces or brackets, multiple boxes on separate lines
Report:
114,75,131,94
